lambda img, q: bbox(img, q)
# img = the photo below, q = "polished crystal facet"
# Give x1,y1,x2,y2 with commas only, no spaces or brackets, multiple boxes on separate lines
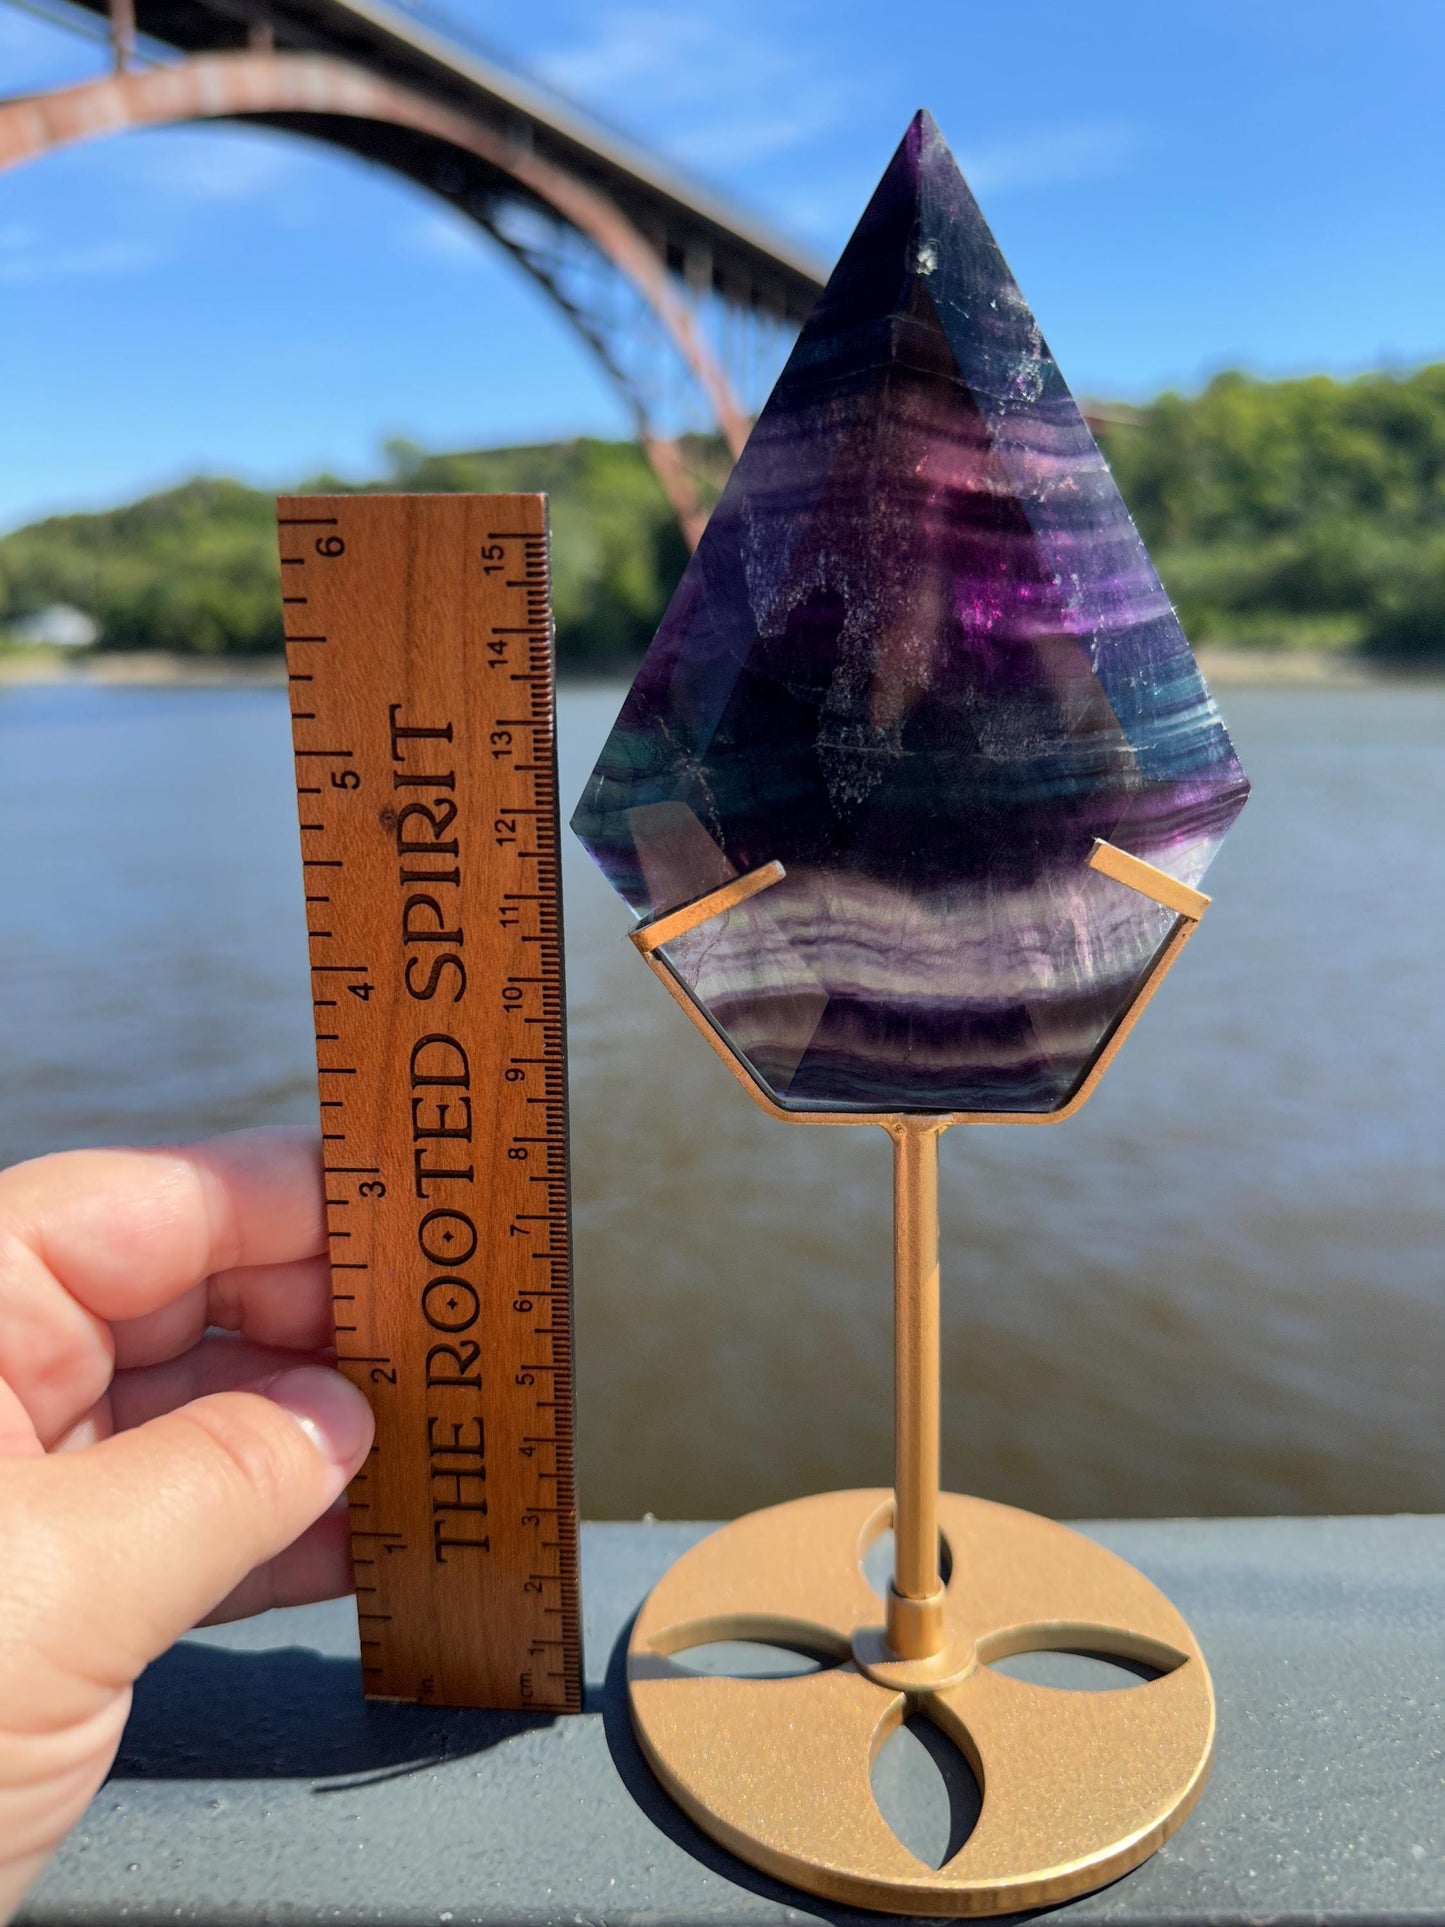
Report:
571,110,1250,1115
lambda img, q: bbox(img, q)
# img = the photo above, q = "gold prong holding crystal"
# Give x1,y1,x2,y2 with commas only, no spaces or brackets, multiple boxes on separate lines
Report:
1087,836,1211,919
631,858,788,954
624,840,1217,1913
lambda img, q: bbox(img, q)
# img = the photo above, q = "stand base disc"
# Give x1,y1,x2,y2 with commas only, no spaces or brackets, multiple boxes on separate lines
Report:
629,1489,1214,1917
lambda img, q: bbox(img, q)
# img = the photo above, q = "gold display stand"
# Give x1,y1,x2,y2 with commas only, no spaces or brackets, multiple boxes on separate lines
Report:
625,840,1216,1916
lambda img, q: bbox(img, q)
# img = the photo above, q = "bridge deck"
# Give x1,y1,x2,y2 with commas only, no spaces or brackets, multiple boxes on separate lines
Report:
54,0,828,320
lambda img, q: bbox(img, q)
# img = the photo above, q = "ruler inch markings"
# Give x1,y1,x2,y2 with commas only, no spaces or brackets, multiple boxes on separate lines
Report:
279,492,580,1714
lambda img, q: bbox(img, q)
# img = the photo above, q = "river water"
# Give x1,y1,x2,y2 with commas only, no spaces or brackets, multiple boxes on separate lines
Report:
1,681,1442,1520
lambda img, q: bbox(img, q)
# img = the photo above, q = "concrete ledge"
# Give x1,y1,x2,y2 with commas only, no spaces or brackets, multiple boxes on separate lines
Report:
22,1515,1445,1925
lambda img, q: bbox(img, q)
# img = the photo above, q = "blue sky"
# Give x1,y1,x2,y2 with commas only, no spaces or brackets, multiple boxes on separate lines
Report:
1,0,1442,529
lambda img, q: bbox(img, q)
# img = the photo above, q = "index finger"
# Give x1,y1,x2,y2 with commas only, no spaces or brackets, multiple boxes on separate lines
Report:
6,1127,327,1323
0,1129,327,1447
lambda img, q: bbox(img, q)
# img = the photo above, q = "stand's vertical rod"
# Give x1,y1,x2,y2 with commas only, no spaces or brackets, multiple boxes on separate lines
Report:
886,1117,948,1660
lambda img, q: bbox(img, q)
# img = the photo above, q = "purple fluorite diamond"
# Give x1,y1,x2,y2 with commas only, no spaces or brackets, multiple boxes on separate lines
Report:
571,110,1249,1115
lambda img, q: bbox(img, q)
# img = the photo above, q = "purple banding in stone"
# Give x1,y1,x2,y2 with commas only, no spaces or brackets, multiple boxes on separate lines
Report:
571,110,1249,1115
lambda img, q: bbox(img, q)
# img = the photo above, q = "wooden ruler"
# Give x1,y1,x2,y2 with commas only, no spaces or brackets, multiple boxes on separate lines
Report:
278,493,581,1712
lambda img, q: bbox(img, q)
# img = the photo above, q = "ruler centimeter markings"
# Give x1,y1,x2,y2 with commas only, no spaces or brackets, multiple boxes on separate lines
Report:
278,494,580,1712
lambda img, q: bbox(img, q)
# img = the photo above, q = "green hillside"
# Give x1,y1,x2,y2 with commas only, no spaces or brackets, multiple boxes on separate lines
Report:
2,361,1444,667
0,437,693,673
1098,362,1445,661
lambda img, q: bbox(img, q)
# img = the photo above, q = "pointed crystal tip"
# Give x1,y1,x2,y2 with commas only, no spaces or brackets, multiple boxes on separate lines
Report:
572,113,1249,1116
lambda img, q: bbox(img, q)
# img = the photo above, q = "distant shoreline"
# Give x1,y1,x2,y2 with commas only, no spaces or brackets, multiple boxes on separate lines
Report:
0,644,1433,690
0,651,289,688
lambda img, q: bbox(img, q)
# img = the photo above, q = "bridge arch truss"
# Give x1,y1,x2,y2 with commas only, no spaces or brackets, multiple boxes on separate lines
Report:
0,0,827,543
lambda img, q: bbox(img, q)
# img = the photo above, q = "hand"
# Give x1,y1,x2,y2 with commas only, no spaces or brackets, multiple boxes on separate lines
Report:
0,1128,375,1921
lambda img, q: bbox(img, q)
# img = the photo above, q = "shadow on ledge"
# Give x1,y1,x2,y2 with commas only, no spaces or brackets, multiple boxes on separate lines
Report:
112,1642,555,1784
111,1625,1058,1922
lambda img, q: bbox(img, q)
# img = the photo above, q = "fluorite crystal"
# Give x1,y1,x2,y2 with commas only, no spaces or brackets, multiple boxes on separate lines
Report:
571,110,1249,1115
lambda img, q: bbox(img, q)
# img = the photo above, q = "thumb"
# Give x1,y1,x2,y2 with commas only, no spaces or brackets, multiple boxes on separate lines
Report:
23,1367,373,1696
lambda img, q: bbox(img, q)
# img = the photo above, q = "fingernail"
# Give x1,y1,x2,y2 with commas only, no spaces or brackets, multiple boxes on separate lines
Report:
258,1367,373,1470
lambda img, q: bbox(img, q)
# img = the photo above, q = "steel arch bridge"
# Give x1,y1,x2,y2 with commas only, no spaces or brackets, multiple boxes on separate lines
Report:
0,0,829,543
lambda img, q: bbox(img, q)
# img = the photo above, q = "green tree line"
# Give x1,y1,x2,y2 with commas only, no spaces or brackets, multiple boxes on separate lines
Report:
0,437,693,673
2,362,1443,667
1096,362,1445,660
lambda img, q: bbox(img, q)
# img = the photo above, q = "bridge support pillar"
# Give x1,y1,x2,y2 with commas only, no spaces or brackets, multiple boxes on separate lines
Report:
108,0,135,70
